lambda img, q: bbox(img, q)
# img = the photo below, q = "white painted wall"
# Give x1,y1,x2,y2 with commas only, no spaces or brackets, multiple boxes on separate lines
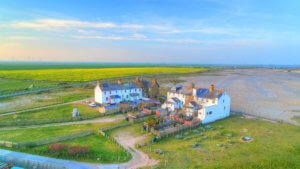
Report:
94,85,103,104
199,93,231,124
94,86,142,104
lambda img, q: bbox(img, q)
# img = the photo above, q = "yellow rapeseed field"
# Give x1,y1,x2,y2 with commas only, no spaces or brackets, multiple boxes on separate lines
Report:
0,67,207,82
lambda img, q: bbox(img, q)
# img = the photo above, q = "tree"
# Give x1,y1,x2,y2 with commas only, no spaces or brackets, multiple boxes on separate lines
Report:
158,97,165,104
145,116,157,128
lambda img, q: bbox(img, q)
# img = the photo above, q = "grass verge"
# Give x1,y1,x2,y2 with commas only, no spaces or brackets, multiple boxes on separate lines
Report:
140,116,300,169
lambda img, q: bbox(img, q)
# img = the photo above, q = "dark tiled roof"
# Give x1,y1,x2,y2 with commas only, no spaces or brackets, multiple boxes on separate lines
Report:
171,97,181,103
170,86,193,95
189,101,198,107
101,83,139,91
196,88,223,99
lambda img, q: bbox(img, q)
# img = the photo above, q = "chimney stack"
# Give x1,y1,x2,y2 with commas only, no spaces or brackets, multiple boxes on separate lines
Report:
117,80,122,85
209,84,214,92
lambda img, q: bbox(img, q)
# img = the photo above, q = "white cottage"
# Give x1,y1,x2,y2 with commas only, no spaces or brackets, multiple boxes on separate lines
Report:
94,81,142,104
162,84,231,124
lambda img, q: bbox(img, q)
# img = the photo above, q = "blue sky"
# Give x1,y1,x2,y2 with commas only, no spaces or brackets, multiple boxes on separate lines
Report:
0,0,300,65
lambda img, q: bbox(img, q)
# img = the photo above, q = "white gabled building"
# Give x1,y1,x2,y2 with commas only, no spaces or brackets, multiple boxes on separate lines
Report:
94,81,142,104
162,84,231,124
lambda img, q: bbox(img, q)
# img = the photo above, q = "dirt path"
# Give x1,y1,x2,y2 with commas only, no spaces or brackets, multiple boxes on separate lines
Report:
114,131,158,169
0,114,125,131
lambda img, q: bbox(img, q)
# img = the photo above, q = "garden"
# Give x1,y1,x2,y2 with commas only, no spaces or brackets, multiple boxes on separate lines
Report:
0,119,131,163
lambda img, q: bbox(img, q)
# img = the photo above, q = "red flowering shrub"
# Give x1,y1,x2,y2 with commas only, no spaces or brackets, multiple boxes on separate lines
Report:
67,145,90,156
48,143,68,153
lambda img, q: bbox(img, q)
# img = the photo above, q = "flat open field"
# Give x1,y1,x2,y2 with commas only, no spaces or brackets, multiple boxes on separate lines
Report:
0,67,207,82
171,68,300,125
11,134,130,163
0,103,99,124
0,86,93,114
0,119,130,163
0,120,124,142
111,116,300,169
0,78,58,95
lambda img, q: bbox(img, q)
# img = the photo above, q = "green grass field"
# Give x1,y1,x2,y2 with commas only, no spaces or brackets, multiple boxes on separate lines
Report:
0,87,93,114
109,116,300,169
0,103,99,123
145,116,300,169
0,119,130,163
11,134,131,163
0,120,126,142
0,67,207,82
0,78,58,95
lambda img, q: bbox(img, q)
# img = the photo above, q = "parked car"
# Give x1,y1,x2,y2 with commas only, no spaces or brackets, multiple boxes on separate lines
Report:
89,102,97,107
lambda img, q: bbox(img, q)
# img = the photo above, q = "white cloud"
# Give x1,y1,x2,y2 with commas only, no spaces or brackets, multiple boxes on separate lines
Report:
10,18,236,35
12,18,117,31
11,18,170,32
72,34,202,43
163,27,236,35
132,33,147,39
73,35,127,40
8,36,38,40
9,18,293,45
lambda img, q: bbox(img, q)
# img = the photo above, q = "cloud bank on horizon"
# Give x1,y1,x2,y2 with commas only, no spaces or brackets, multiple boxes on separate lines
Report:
0,0,300,65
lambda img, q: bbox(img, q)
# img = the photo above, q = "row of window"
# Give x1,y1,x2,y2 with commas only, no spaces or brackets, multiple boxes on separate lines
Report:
104,88,140,95
105,95,130,101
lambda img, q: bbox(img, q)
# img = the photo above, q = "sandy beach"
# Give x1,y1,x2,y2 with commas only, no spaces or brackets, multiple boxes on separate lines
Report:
164,68,300,125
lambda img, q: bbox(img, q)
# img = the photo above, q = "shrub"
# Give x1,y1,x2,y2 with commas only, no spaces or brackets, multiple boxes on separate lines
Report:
67,145,90,156
24,142,37,148
48,143,68,153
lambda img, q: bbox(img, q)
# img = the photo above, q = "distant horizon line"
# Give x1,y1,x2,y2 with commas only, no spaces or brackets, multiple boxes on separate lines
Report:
0,60,299,68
